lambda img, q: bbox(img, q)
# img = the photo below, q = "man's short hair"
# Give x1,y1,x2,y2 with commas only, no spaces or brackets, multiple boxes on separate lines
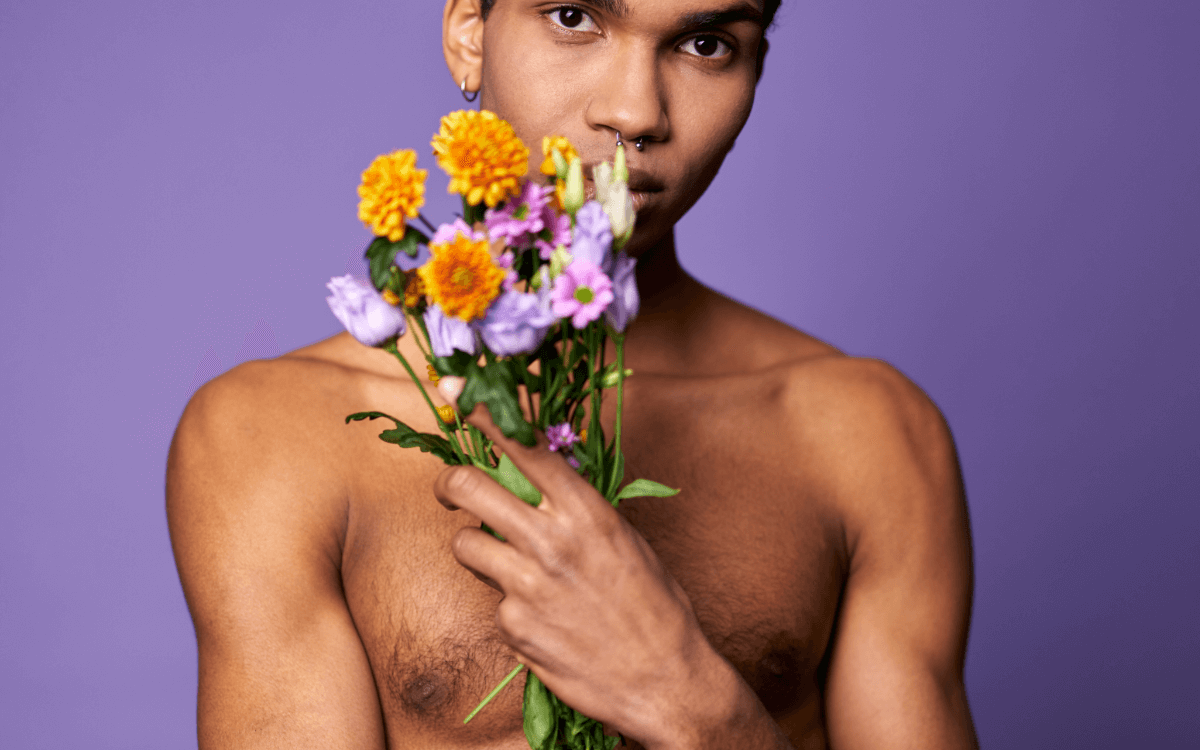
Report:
478,0,782,33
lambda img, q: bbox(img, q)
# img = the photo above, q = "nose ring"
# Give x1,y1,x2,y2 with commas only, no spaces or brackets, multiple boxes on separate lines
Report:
615,131,647,151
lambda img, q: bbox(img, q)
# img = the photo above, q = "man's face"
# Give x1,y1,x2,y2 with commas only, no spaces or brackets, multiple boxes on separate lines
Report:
477,0,766,255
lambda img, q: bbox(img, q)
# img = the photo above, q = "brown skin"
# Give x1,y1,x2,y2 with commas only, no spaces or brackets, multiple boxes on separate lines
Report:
166,0,979,747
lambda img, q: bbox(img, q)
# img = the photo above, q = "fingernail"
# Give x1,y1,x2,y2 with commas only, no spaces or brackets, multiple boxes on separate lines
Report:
437,375,465,405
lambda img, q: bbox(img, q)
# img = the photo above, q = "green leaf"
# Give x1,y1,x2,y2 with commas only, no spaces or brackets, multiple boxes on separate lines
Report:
458,359,536,446
615,478,680,501
496,454,542,506
345,411,462,465
470,451,542,508
523,671,557,750
363,227,429,289
472,454,541,507
432,349,474,378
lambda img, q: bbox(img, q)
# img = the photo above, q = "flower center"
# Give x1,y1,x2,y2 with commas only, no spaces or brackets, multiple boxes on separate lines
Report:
514,204,529,220
452,267,475,289
574,286,595,304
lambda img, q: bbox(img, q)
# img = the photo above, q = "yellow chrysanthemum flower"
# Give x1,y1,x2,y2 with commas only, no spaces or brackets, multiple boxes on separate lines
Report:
540,135,579,177
436,404,456,424
418,231,506,321
404,271,425,308
431,110,529,208
358,149,427,242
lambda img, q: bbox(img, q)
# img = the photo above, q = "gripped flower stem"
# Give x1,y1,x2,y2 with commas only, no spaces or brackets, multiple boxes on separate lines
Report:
384,338,469,464
463,663,526,725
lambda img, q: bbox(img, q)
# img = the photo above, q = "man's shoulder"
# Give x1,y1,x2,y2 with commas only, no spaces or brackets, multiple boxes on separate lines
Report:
167,333,431,519
771,353,965,550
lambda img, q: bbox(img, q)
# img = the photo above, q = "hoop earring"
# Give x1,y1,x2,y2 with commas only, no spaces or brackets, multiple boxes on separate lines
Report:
460,78,478,103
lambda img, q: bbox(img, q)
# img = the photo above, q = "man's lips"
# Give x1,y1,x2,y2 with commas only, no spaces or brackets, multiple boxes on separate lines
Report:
581,165,665,213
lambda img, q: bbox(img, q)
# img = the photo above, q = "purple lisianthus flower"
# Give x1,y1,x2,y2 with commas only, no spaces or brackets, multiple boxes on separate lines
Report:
394,243,431,271
431,217,484,245
537,209,572,259
424,304,478,357
485,181,549,245
326,275,406,346
604,252,639,332
546,422,579,452
476,289,557,357
551,260,614,329
570,201,613,268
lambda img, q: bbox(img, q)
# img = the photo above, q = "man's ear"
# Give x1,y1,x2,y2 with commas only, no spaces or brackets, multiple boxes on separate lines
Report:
443,0,486,94
755,37,770,83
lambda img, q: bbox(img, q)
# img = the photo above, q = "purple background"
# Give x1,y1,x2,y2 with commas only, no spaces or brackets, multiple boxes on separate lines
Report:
1,0,1196,747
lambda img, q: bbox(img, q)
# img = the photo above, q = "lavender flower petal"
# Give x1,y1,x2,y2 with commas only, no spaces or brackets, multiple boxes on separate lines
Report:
424,304,478,357
326,274,406,346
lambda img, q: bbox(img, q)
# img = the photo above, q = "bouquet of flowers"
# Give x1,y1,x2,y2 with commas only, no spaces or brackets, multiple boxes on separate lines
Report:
325,110,677,750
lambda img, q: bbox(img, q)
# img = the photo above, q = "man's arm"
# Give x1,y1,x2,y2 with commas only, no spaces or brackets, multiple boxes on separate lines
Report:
811,359,977,749
167,364,386,749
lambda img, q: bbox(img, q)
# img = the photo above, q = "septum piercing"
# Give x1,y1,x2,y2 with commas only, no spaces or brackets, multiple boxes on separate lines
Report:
615,131,646,151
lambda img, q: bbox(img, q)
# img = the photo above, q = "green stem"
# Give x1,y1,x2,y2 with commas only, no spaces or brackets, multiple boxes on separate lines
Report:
386,341,467,463
609,333,625,502
462,663,525,725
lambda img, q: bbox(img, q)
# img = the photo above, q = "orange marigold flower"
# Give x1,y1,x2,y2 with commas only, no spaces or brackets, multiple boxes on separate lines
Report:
358,149,427,242
417,231,506,321
436,405,456,424
432,110,529,208
541,135,579,177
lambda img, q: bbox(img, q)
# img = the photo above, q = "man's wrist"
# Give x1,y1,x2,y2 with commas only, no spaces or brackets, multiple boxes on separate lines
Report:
636,637,784,750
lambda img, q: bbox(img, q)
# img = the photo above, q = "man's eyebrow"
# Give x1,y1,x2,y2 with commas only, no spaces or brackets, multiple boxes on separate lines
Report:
581,0,631,19
577,0,763,30
678,3,764,31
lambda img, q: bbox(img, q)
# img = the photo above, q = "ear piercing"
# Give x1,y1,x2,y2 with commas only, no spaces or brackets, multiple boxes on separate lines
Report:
460,77,478,103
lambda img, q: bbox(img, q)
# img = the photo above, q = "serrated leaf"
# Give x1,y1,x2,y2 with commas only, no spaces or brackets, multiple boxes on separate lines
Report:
615,478,680,501
345,410,462,465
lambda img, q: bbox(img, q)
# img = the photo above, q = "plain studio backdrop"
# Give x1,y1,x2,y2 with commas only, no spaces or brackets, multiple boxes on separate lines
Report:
1,1,1196,747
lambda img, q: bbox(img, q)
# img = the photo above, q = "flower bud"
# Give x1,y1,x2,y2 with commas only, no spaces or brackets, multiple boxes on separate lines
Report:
549,245,573,279
601,366,634,389
594,161,613,203
552,148,570,181
614,143,629,185
563,157,585,215
604,181,635,249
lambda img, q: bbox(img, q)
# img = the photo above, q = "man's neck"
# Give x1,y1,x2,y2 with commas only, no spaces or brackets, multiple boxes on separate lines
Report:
623,230,719,376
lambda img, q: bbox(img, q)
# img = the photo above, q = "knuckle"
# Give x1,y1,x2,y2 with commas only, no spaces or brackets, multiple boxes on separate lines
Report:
439,465,479,497
495,601,527,642
535,527,579,574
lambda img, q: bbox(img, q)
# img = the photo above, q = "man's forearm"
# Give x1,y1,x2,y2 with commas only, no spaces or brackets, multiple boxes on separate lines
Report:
638,640,796,750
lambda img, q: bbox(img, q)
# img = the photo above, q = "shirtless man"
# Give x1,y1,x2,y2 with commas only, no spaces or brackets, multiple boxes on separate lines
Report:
166,0,978,747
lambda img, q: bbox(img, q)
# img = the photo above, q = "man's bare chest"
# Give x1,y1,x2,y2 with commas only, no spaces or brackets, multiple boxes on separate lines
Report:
337,436,847,746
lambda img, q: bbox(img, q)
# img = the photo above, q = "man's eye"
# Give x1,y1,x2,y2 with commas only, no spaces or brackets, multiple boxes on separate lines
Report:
680,36,731,58
549,7,597,32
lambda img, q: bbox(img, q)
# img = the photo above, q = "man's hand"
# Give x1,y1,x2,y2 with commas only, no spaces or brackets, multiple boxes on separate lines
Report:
432,384,792,749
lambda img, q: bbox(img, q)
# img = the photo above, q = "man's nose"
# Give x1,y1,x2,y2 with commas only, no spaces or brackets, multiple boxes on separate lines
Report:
584,42,669,146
